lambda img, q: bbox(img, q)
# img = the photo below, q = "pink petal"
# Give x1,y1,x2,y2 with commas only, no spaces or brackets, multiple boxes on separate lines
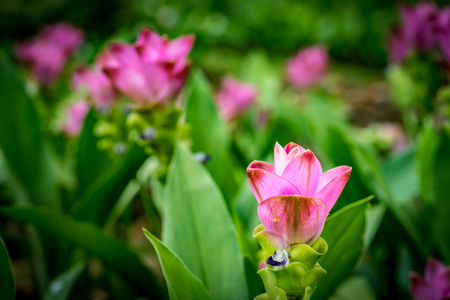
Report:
247,162,300,203
274,142,290,176
108,43,142,68
316,167,351,213
425,258,450,296
257,195,327,245
321,166,352,188
409,272,441,300
281,150,323,197
284,142,305,155
167,34,195,72
105,67,150,104
425,258,448,282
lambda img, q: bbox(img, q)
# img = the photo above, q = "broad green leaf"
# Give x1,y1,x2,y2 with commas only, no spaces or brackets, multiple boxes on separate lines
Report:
0,235,15,300
184,70,237,199
313,196,372,300
162,142,248,300
363,204,385,252
144,229,212,300
72,143,146,225
0,205,166,298
76,111,112,199
382,146,419,203
43,263,85,300
329,275,377,300
318,127,426,256
0,51,56,206
417,122,450,262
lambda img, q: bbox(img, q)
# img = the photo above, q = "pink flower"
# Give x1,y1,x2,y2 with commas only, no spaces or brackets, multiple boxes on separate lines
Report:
61,100,90,137
409,258,450,300
247,142,351,247
436,7,450,62
99,27,194,106
72,66,116,109
400,2,438,51
15,23,84,86
215,77,257,121
388,28,411,63
286,46,328,89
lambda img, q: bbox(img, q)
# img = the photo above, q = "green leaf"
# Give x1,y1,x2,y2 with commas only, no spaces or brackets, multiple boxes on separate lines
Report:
0,234,15,300
0,51,56,206
71,143,147,225
184,70,237,199
313,196,372,300
43,263,85,300
162,142,248,300
143,229,212,300
104,179,141,233
76,111,112,199
0,205,166,298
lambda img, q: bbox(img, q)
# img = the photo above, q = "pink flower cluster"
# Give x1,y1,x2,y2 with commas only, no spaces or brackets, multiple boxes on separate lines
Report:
285,46,328,89
389,2,450,63
215,77,258,121
409,258,450,300
15,23,84,86
74,27,195,108
247,142,351,248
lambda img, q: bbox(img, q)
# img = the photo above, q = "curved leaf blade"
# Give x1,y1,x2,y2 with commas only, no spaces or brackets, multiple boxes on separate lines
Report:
144,229,212,300
162,142,248,300
313,196,372,300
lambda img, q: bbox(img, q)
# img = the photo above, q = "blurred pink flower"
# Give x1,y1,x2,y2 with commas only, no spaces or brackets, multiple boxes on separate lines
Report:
400,2,438,51
247,142,351,247
409,258,450,300
72,67,116,109
436,7,450,62
388,28,411,63
15,23,84,86
378,122,409,152
99,27,194,107
286,46,328,89
215,77,257,121
61,100,90,137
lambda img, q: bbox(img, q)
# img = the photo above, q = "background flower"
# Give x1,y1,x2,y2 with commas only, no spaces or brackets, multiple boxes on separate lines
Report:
286,46,328,89
215,77,257,121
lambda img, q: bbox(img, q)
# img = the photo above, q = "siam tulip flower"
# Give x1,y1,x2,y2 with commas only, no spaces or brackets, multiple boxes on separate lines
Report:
409,258,450,300
436,7,450,62
15,23,84,86
247,142,351,248
388,28,411,63
99,27,194,107
215,77,258,121
72,66,116,109
60,100,90,137
286,46,328,89
400,2,438,51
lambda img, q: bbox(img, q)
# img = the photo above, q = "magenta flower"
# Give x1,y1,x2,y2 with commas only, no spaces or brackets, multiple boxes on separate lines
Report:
215,77,257,121
436,7,450,62
286,46,328,89
400,2,438,51
15,23,83,86
99,27,194,107
72,66,116,109
60,100,90,137
388,28,411,63
247,142,351,247
409,258,450,300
